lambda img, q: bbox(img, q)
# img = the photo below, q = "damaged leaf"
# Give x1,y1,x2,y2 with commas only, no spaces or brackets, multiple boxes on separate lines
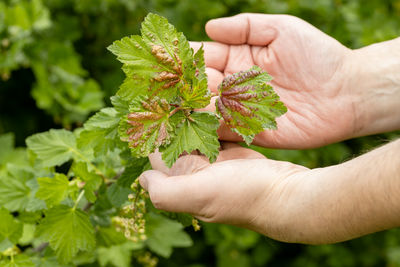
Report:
216,66,287,145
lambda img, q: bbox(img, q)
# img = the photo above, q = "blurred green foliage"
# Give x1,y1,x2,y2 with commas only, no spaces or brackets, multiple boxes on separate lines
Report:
0,0,400,266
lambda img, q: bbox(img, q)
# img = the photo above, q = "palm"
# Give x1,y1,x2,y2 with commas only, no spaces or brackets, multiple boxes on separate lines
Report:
201,14,355,149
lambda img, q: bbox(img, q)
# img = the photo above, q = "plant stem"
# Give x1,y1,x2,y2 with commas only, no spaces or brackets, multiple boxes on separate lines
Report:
73,190,85,210
169,107,182,117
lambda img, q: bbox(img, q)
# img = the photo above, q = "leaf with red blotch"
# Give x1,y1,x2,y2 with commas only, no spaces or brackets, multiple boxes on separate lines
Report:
107,13,196,103
118,97,185,157
215,66,287,145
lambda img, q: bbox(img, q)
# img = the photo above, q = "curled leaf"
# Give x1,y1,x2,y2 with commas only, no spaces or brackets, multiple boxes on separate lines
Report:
216,66,287,145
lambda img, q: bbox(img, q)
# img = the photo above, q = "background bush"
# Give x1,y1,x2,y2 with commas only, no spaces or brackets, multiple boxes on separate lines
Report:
0,0,399,266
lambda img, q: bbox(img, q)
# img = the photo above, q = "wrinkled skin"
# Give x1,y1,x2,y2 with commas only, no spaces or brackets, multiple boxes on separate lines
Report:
194,13,358,149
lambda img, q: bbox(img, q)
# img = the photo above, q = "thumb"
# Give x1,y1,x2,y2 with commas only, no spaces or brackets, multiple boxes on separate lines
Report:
206,13,278,46
139,170,210,214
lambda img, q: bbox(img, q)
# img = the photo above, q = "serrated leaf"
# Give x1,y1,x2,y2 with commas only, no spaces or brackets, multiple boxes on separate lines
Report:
37,205,96,264
111,95,130,115
72,162,103,203
161,112,219,168
77,108,121,158
26,129,76,167
84,107,120,129
216,66,287,145
145,212,192,258
0,208,23,251
25,178,47,212
179,45,211,109
36,173,69,208
119,97,184,157
108,13,195,102
0,165,45,212
0,175,30,212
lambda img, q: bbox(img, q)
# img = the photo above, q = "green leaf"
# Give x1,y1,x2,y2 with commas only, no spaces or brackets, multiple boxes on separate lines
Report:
117,157,149,188
108,13,195,101
18,223,36,246
0,133,14,165
26,129,77,167
145,212,192,258
37,205,96,264
36,173,69,208
111,95,130,115
0,165,45,212
158,211,194,227
72,162,103,203
0,208,23,251
96,227,126,247
0,174,30,212
216,66,287,145
180,45,211,109
0,254,35,267
78,108,121,158
119,97,184,157
161,112,220,168
106,183,131,207
84,107,120,129
97,242,144,267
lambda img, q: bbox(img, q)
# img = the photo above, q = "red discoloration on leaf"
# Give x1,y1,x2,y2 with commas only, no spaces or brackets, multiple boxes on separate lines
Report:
127,112,164,121
154,71,179,82
221,97,253,117
162,79,180,89
220,69,262,90
217,98,233,123
125,98,172,148
151,45,175,66
221,85,254,96
156,122,168,145
150,44,182,76
229,92,259,101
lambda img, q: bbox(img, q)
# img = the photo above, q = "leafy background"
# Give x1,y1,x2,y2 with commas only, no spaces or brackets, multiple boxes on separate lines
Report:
1,0,400,266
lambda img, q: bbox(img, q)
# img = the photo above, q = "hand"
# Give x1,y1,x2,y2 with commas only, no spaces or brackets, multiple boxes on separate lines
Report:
140,143,313,243
140,140,400,244
193,13,362,149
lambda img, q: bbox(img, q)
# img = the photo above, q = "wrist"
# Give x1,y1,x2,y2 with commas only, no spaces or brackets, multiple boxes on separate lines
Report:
284,139,400,244
344,37,400,137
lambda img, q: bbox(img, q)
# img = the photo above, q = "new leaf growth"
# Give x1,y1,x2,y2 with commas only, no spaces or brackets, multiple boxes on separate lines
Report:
108,13,287,167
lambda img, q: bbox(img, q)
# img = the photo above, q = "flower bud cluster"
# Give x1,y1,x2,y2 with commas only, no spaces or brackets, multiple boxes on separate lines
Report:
113,180,148,242
137,251,158,267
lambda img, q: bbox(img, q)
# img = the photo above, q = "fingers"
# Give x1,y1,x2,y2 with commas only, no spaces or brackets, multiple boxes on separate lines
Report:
139,169,214,214
206,67,224,93
190,41,228,71
206,13,278,46
217,143,266,161
149,151,210,176
147,150,170,174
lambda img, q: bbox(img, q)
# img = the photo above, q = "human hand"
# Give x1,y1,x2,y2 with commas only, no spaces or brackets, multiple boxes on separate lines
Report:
140,143,314,243
140,140,400,244
194,13,400,148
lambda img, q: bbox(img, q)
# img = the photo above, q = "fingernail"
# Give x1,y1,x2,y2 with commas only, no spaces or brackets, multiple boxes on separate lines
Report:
139,172,149,190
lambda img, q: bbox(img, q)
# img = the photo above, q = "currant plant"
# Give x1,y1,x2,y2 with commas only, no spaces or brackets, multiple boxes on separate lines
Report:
0,13,284,266
108,13,287,167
